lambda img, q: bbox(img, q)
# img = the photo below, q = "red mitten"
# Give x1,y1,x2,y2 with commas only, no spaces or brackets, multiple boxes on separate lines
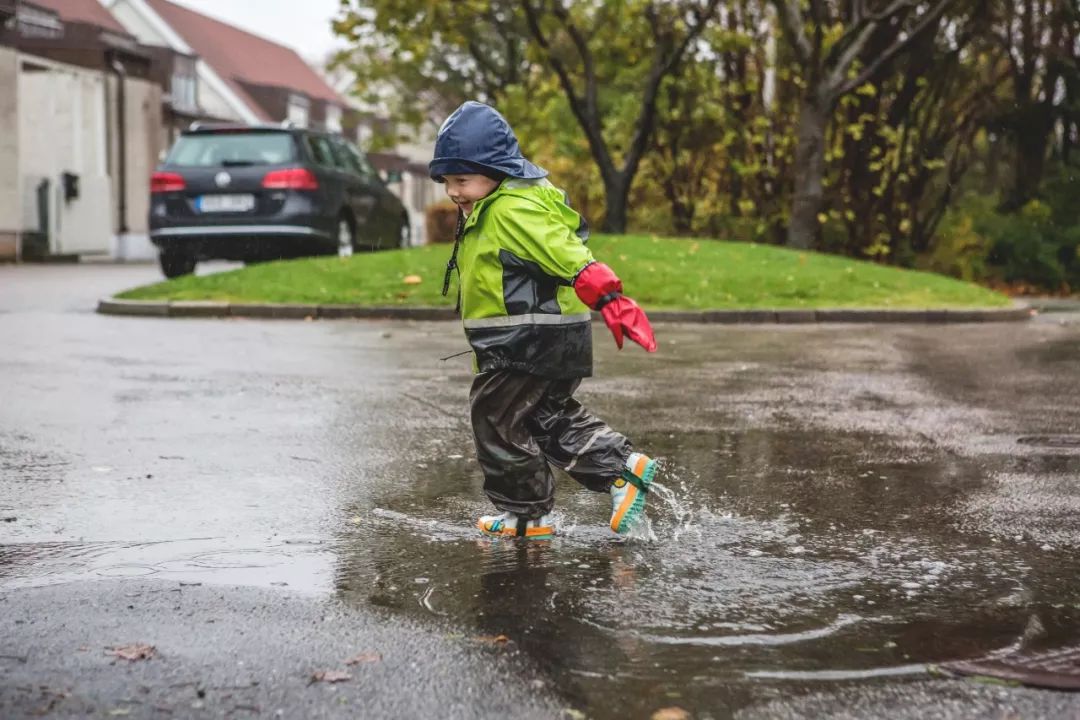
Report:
574,262,657,352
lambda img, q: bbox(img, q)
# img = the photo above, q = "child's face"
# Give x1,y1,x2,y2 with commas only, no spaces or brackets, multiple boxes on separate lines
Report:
442,174,500,215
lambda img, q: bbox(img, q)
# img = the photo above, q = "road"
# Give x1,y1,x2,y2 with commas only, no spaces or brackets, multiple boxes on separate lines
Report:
2,263,1079,719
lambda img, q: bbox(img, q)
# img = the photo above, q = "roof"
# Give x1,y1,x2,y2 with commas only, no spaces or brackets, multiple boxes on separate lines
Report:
32,0,129,34
142,0,347,118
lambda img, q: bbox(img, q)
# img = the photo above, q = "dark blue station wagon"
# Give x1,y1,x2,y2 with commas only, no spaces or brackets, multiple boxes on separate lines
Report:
149,124,409,278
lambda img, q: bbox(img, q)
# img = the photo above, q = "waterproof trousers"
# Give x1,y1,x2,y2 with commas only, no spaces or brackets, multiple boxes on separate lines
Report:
470,370,633,519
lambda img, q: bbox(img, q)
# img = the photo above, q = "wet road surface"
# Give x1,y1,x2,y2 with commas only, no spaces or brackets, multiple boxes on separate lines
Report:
2,264,1080,718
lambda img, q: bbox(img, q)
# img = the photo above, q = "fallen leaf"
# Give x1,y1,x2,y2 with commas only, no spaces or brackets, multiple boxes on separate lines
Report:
310,670,352,684
344,652,382,665
106,644,155,661
403,275,422,285
651,708,691,720
473,635,511,645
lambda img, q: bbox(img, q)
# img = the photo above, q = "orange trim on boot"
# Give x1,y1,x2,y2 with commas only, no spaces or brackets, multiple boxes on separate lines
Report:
610,484,639,532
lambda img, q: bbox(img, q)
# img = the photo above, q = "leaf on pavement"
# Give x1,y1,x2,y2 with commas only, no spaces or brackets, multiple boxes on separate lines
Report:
344,652,382,665
651,708,691,720
473,634,510,645
310,670,352,684
106,644,155,661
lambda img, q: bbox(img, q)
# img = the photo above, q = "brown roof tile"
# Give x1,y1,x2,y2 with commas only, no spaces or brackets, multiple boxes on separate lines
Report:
33,0,129,34
143,0,346,121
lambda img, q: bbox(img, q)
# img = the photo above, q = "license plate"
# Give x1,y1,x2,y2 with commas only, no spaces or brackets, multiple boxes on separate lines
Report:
197,194,255,213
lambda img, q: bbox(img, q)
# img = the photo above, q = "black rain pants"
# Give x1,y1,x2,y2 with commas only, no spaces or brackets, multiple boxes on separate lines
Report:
470,370,632,519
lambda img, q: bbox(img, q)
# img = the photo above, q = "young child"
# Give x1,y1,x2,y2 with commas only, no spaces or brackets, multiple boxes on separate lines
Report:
429,101,658,539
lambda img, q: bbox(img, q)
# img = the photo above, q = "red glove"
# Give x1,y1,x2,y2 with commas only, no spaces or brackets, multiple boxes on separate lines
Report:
574,262,657,352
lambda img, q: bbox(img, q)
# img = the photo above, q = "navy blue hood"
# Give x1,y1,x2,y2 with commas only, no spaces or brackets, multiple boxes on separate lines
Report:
429,101,548,183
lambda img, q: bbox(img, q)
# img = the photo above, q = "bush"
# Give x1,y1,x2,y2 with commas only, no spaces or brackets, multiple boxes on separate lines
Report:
424,201,460,244
926,193,1079,293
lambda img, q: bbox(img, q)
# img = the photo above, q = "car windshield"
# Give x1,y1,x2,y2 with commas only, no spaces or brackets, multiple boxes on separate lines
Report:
167,132,296,167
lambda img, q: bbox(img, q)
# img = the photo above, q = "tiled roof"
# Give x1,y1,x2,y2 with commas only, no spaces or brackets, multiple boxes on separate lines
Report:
143,0,347,119
32,0,129,34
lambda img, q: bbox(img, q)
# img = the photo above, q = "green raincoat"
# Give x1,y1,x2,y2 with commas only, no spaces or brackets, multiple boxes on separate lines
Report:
453,177,595,379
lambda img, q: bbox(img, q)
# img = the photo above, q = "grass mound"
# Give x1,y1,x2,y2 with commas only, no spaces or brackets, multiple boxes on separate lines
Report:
117,235,1010,309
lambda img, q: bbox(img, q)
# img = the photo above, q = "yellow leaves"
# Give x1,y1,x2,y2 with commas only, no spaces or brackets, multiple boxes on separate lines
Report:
817,213,829,225
855,83,878,98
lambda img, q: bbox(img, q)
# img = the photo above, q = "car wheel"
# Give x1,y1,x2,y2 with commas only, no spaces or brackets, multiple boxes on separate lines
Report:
337,215,355,258
159,248,196,278
398,218,412,249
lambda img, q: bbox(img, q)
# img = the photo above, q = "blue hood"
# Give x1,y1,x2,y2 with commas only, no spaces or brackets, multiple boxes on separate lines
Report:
429,101,547,183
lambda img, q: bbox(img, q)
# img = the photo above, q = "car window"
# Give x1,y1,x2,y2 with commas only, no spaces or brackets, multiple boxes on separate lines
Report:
305,135,341,170
329,138,362,175
167,132,296,167
344,143,380,180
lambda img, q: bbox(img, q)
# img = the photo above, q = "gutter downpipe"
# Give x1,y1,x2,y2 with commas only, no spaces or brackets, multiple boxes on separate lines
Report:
109,55,129,249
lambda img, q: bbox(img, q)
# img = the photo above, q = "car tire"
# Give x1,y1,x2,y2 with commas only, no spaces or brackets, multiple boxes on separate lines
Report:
398,218,412,249
337,214,355,258
159,248,196,279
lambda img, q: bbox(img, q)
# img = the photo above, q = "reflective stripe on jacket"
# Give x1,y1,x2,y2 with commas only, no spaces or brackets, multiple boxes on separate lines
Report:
457,178,595,378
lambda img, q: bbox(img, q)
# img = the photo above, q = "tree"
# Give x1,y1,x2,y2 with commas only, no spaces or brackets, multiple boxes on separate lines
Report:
986,0,1080,208
772,0,955,249
519,0,722,232
332,0,530,141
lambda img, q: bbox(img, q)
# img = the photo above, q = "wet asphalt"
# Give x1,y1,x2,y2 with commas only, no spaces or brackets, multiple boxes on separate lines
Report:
1,263,1079,719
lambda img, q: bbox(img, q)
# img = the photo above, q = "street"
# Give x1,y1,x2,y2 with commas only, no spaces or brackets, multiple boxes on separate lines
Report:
2,264,1079,719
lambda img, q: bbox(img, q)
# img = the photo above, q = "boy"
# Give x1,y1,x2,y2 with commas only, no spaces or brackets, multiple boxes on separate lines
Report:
429,101,658,539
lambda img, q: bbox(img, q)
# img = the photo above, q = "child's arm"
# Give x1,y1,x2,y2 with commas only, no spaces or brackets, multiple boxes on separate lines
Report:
490,199,656,352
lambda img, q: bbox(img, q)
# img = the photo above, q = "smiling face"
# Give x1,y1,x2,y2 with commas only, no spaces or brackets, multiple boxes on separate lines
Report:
441,174,501,215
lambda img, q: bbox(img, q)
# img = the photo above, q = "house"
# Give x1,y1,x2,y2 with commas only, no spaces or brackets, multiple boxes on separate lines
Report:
107,0,435,242
108,0,350,137
0,0,166,261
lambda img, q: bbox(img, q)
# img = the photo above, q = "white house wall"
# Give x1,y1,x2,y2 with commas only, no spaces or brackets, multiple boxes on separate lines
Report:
18,59,112,256
0,47,20,260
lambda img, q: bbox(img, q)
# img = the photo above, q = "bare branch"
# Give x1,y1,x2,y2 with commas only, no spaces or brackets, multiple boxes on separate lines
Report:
833,0,953,99
773,0,813,65
518,0,616,181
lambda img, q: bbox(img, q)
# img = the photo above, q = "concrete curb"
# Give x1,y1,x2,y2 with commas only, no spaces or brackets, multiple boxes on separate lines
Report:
97,298,1035,323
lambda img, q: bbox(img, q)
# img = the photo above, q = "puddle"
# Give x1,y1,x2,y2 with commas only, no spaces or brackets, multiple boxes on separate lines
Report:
2,428,1078,718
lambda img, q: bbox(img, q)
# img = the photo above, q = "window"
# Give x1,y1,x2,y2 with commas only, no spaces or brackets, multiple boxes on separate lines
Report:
287,94,310,128
305,135,340,170
343,143,379,179
170,56,198,114
167,132,297,167
329,138,362,175
325,104,343,133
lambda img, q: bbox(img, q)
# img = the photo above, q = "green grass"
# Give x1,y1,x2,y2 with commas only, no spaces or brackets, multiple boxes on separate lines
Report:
117,235,1011,309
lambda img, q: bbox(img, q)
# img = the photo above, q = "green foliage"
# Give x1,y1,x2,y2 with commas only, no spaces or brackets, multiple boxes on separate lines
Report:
925,190,1080,292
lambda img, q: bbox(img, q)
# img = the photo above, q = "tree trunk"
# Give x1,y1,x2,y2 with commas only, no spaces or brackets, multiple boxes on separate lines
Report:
601,172,631,233
787,93,829,249
1007,110,1052,209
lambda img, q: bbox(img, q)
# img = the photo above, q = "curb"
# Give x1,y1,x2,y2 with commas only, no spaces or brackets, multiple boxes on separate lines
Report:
97,298,1035,324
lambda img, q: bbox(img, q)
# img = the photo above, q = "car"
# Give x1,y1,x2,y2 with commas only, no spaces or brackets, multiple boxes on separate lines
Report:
149,123,410,278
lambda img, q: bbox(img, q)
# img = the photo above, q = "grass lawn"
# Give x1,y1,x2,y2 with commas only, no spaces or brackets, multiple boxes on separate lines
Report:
117,235,1011,309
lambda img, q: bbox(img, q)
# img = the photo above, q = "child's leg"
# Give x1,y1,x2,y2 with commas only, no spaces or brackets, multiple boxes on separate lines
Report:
527,378,631,490
470,370,556,519
528,378,656,534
